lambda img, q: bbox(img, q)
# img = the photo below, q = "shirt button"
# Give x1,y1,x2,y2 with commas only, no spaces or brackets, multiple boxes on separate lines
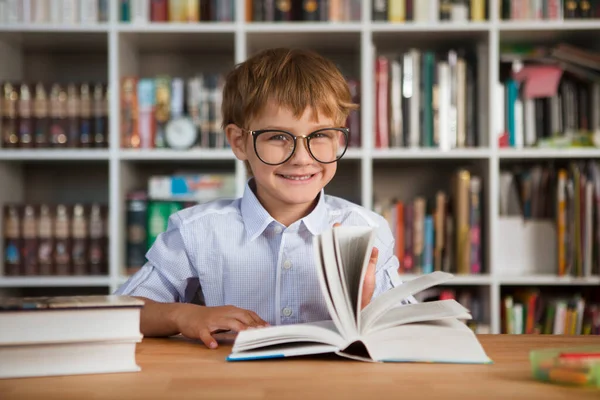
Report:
283,260,292,270
282,307,293,317
274,226,282,234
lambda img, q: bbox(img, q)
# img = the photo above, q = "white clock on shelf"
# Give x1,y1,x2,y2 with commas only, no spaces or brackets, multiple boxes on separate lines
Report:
165,117,198,150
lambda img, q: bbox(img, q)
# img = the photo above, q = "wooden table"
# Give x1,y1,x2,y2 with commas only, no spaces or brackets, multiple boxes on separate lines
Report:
1,335,599,399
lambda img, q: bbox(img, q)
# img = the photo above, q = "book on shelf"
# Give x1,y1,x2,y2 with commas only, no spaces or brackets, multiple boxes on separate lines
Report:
502,290,599,335
250,0,361,22
375,168,482,276
0,295,144,379
1,81,109,150
418,287,491,333
498,43,600,149
501,0,600,20
499,161,600,278
228,225,492,364
2,203,109,278
372,0,488,22
0,0,109,25
120,0,234,23
125,173,236,275
375,48,480,150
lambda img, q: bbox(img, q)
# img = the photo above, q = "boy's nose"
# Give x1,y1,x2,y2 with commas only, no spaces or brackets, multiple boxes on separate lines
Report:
289,137,314,164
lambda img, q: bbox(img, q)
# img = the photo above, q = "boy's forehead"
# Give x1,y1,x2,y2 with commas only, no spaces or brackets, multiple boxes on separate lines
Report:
254,99,336,124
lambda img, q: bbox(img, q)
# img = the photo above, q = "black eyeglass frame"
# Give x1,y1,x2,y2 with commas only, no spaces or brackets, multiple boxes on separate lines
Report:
242,127,350,166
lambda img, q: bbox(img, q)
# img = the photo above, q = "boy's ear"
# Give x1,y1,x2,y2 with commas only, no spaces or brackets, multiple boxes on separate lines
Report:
225,124,248,161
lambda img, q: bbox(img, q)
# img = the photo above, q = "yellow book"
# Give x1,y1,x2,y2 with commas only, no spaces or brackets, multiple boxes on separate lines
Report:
470,0,485,21
389,0,406,22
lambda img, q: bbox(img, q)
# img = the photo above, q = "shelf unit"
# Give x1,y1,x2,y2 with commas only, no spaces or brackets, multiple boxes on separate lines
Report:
0,0,599,334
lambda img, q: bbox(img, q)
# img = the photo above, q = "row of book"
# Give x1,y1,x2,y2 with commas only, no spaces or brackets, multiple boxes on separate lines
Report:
375,49,479,149
121,74,225,150
250,0,361,21
120,74,361,150
373,0,488,22
499,161,600,278
375,168,483,275
125,173,236,274
0,0,109,25
498,43,600,149
1,82,109,149
120,0,234,23
501,0,600,20
502,291,599,335
421,287,490,333
2,203,109,277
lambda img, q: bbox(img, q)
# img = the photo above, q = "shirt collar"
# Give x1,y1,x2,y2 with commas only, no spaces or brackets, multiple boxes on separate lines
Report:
240,179,275,242
240,178,330,241
301,188,329,236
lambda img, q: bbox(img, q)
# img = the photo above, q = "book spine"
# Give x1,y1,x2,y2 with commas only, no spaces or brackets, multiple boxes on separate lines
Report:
18,84,33,148
126,193,148,275
92,83,108,148
80,0,98,23
3,204,22,276
423,215,433,274
71,204,88,276
80,83,93,148
33,83,49,148
2,83,18,148
372,0,387,20
138,79,156,149
154,76,171,148
88,203,107,275
469,176,481,274
53,204,71,276
37,204,54,276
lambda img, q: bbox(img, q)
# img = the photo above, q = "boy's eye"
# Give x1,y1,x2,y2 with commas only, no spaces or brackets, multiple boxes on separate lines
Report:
270,134,288,141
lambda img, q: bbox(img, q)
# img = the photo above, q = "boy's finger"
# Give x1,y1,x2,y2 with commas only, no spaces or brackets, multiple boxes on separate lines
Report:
221,318,247,334
248,310,269,327
361,247,378,309
232,310,260,327
198,329,218,349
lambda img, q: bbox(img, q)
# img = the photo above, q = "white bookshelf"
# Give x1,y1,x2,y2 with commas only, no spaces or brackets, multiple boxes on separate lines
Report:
0,0,599,334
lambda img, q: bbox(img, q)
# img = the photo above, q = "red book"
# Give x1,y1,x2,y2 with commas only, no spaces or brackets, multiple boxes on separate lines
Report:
150,0,168,21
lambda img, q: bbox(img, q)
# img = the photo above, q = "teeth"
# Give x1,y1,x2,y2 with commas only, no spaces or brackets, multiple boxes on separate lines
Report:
281,174,312,181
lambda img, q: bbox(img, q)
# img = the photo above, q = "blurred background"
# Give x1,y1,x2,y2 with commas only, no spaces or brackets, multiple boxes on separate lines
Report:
0,0,599,336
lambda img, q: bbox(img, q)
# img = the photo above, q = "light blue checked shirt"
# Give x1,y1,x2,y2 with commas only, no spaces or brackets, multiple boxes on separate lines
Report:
115,179,415,326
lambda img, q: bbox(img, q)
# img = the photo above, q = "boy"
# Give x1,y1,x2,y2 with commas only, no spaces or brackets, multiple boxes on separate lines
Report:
116,48,415,350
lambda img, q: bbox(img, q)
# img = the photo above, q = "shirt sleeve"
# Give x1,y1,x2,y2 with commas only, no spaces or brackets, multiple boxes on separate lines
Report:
114,213,200,303
372,215,417,305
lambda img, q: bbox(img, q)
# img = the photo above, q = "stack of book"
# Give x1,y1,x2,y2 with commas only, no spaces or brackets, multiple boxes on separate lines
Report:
0,295,144,379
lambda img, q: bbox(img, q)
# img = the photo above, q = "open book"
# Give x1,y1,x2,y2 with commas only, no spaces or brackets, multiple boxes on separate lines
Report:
227,226,492,364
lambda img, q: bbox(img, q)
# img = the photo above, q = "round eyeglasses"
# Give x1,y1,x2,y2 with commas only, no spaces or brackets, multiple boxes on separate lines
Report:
243,127,349,166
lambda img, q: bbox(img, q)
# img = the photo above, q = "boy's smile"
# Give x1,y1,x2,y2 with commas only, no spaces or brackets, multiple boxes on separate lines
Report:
226,99,340,226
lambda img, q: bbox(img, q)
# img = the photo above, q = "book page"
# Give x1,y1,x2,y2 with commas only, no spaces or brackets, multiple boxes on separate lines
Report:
359,271,454,333
320,229,359,338
231,320,345,353
312,235,345,336
363,299,471,334
362,319,492,364
332,226,375,321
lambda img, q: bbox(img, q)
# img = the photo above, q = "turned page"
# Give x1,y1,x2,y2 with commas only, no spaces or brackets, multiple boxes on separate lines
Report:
332,226,375,321
362,299,472,334
359,271,454,332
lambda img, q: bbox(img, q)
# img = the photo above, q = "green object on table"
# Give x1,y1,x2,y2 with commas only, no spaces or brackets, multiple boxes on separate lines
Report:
530,346,600,388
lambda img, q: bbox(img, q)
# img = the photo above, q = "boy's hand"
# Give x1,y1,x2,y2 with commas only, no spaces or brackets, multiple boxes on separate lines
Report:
174,304,269,349
333,223,378,310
